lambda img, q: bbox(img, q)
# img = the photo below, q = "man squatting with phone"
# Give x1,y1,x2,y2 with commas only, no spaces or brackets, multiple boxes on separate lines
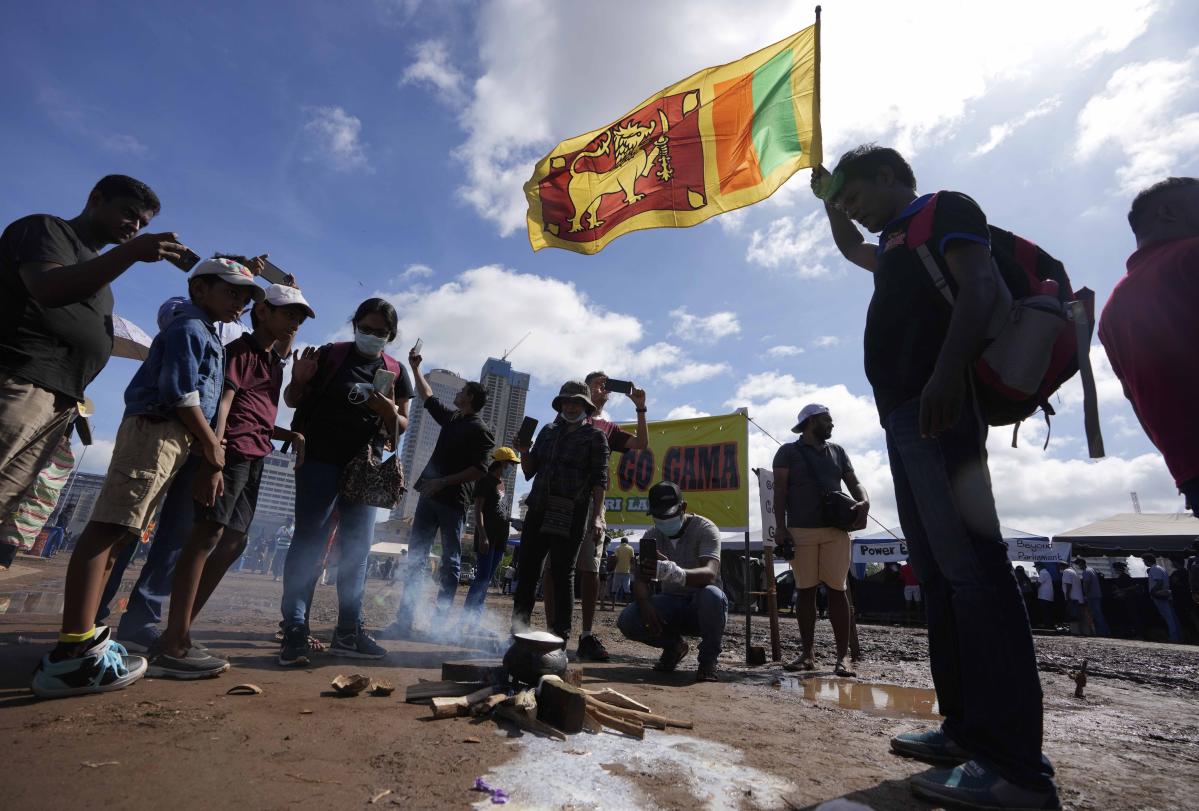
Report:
540,371,649,662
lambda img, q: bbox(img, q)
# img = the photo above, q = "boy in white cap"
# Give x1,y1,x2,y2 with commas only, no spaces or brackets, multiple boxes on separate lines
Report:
148,283,314,679
32,257,262,697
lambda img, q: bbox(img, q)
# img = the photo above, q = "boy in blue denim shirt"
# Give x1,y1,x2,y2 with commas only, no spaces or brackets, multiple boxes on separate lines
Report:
33,258,263,698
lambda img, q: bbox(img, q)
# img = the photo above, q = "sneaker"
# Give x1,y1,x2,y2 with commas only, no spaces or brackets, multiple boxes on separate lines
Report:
891,728,972,765
910,760,1061,810
577,634,610,662
31,632,147,698
278,625,312,667
374,621,413,641
329,625,387,659
696,661,719,682
146,647,229,680
652,639,690,673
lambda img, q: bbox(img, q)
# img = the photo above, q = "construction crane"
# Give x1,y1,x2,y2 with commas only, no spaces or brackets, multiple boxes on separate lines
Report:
502,331,532,362
1130,491,1141,514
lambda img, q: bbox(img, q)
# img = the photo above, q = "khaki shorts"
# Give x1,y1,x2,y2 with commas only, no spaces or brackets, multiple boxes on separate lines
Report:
90,415,193,531
0,374,77,519
541,528,607,575
788,526,851,591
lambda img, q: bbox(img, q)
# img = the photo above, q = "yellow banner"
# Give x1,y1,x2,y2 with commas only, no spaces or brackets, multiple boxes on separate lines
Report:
603,413,749,531
525,22,820,255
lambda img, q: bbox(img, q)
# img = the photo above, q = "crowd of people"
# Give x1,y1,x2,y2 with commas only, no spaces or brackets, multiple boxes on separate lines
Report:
2,148,1197,810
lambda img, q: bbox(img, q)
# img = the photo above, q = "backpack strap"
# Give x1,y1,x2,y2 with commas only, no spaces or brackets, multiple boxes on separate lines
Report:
906,194,957,307
1068,293,1105,459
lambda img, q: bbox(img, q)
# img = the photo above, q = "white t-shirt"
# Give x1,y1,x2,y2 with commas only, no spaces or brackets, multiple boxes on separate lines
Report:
1061,567,1085,603
1037,567,1055,601
1147,564,1169,598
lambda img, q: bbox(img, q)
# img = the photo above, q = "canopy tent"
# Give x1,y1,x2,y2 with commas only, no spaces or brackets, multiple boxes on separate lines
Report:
849,525,1069,564
112,315,153,360
1055,513,1199,555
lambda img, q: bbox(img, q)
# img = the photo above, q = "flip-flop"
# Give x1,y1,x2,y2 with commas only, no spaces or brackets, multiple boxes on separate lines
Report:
834,663,857,678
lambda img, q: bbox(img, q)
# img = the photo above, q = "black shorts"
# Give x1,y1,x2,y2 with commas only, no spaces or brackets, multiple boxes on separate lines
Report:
194,452,264,534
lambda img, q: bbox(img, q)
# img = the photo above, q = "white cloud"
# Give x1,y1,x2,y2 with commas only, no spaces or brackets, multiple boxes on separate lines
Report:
1075,47,1199,193
812,335,840,349
766,345,804,358
368,265,706,386
447,0,1159,237
971,95,1062,157
665,404,712,420
399,263,434,280
661,362,731,387
72,439,115,475
401,39,467,104
302,106,371,172
668,307,741,344
745,211,838,278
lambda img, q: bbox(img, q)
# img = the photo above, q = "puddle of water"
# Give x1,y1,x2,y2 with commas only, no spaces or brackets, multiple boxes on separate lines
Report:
0,591,66,615
777,677,940,720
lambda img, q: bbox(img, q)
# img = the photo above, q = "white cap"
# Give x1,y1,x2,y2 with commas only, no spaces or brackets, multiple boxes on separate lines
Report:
190,258,265,302
264,283,316,318
791,403,830,433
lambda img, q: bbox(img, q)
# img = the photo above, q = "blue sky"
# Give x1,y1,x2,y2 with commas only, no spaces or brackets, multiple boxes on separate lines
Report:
3,0,1197,534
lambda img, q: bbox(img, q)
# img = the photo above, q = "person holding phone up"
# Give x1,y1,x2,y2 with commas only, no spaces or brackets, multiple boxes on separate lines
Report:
277,298,412,666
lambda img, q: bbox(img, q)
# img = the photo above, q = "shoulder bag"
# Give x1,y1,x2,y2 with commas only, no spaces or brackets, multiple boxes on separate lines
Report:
796,443,858,532
339,409,406,510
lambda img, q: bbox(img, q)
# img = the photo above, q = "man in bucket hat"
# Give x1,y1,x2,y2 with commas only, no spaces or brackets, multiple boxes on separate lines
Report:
617,481,726,682
510,381,610,643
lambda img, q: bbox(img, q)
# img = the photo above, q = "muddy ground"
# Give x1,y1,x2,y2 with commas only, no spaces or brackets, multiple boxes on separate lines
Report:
1,555,1196,810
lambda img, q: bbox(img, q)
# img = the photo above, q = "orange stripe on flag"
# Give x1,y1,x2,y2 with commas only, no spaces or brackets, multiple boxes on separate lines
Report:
713,73,763,194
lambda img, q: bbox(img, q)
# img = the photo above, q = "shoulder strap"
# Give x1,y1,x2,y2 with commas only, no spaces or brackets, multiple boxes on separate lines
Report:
906,194,957,307
314,342,353,393
794,442,834,497
380,351,401,376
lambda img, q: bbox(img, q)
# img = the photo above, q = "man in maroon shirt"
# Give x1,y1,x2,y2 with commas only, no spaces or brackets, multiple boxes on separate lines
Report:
1099,177,1199,517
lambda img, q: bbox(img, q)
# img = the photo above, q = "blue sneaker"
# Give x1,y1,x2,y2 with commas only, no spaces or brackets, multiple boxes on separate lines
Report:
31,628,147,699
910,760,1061,810
891,728,971,765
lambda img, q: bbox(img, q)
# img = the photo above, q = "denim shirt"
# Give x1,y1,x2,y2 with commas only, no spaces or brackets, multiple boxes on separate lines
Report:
124,301,225,423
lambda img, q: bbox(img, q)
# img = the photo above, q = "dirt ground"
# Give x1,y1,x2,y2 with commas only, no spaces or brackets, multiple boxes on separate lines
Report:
1,555,1196,810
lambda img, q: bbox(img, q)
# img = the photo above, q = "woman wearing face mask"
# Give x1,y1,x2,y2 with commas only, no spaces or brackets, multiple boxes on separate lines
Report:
510,381,610,644
277,298,413,666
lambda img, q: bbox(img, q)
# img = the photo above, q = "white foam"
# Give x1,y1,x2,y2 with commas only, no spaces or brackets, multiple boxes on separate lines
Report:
473,729,797,810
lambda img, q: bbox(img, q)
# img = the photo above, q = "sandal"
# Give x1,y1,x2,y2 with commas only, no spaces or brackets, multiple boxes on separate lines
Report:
834,661,857,678
784,655,815,672
652,639,690,673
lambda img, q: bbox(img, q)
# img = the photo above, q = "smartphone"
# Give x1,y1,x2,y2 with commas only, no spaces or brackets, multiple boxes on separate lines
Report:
640,536,658,581
605,378,633,395
259,259,288,285
372,368,397,396
412,338,423,356
514,416,538,447
168,246,201,272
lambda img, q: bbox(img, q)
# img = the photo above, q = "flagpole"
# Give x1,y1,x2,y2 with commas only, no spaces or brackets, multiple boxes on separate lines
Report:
812,5,823,167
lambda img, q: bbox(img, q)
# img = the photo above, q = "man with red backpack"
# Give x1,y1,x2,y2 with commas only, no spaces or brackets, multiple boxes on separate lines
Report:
812,145,1059,810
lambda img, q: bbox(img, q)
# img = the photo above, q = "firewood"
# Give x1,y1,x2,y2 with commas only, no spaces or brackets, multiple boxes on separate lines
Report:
581,687,652,714
583,697,691,729
536,677,589,733
564,666,584,687
495,704,567,741
441,659,506,684
404,680,487,703
580,710,603,733
471,693,508,717
429,685,498,718
586,706,644,740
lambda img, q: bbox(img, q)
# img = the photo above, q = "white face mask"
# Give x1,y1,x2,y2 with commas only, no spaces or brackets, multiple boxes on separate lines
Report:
354,329,388,356
653,514,685,536
559,410,586,424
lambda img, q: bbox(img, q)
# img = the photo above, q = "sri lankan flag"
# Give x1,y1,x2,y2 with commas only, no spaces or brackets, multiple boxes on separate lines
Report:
524,22,821,255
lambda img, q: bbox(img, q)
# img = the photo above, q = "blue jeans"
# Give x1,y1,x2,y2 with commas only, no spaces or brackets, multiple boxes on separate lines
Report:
884,397,1054,791
394,496,466,624
279,460,377,632
1152,596,1182,641
463,522,508,616
617,586,728,667
99,454,201,644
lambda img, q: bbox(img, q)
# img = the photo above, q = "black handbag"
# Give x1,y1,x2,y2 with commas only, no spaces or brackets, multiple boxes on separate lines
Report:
339,416,405,509
797,443,858,531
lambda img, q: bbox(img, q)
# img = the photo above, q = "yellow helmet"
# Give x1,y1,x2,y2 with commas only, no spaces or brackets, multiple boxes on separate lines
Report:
492,446,520,464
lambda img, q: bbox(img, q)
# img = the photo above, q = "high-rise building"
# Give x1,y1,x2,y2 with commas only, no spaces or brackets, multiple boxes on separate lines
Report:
48,471,106,536
478,357,530,516
253,450,297,537
392,368,469,521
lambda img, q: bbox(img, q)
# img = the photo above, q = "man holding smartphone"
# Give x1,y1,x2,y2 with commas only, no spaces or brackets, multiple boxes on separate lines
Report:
0,175,177,570
616,481,726,682
542,371,649,662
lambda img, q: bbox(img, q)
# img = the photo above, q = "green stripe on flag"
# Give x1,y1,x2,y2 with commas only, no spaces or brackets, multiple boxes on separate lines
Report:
751,48,802,178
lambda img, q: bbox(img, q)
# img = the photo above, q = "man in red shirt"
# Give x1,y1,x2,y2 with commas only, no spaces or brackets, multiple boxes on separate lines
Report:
900,560,922,619
1099,177,1199,517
